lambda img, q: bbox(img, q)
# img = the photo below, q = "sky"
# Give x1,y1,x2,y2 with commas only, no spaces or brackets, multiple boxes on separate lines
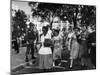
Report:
12,0,31,15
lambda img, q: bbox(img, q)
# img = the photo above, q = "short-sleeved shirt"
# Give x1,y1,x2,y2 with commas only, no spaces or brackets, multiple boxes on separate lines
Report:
38,30,52,55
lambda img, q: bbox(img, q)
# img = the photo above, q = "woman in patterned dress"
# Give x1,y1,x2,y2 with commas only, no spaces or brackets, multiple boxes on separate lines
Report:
38,26,53,70
69,28,80,68
52,29,63,66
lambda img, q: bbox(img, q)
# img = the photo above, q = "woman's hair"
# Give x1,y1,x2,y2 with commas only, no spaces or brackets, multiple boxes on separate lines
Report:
81,24,87,29
54,29,60,34
73,27,80,31
42,26,49,33
68,26,73,31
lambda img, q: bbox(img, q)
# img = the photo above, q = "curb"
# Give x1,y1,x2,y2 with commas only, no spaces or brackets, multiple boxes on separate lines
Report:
11,60,35,73
11,63,27,72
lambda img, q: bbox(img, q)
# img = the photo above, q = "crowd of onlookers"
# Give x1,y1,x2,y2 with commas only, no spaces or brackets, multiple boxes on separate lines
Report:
12,21,96,70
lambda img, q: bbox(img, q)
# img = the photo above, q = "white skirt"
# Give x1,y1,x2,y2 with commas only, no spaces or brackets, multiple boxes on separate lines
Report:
38,46,52,55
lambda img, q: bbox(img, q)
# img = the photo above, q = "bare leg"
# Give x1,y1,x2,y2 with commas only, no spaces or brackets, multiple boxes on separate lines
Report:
70,59,73,68
53,60,55,67
81,58,85,66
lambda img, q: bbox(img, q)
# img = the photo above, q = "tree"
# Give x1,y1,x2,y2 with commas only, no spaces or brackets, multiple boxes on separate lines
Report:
12,9,27,39
60,4,96,27
28,2,96,27
28,2,64,23
80,5,96,26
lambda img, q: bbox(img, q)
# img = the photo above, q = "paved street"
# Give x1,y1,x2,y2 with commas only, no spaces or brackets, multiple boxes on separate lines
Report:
11,47,95,75
11,47,27,70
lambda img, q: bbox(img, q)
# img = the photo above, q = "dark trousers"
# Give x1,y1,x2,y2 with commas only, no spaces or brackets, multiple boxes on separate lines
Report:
26,43,35,61
14,42,19,53
55,59,61,66
90,47,96,67
79,40,88,66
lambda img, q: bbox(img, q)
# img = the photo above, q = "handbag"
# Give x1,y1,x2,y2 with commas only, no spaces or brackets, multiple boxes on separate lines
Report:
44,39,53,47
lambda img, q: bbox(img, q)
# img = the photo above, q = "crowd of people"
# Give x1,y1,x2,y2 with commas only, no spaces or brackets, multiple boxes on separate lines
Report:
12,19,96,71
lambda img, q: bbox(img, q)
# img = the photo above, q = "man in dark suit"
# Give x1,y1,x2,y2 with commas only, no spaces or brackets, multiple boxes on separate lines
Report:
25,23,39,62
13,38,19,54
87,25,96,68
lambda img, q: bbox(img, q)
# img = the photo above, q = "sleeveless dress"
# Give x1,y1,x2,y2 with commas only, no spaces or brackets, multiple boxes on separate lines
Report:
70,33,80,59
53,34,63,60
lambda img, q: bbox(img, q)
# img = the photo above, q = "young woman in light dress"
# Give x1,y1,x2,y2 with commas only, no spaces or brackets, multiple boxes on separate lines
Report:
69,28,80,68
67,27,80,68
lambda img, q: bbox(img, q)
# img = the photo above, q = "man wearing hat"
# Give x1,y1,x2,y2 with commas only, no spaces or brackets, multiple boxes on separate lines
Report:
25,23,39,62
87,25,96,68
78,24,89,67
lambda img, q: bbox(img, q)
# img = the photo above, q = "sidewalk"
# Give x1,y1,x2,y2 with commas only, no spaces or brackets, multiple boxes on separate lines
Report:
11,48,95,74
11,46,38,74
11,49,70,74
11,47,27,70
